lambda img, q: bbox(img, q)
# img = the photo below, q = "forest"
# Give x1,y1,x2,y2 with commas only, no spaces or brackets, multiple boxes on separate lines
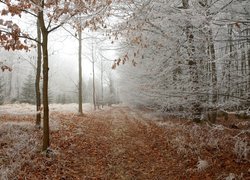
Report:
0,0,249,179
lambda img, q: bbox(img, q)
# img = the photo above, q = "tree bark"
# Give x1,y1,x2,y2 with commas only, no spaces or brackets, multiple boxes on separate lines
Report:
101,56,104,107
247,47,250,105
8,68,12,98
42,32,49,151
38,4,50,151
248,48,250,92
35,18,42,128
92,41,96,110
92,62,96,110
240,45,246,97
78,28,83,114
92,65,96,109
226,24,233,101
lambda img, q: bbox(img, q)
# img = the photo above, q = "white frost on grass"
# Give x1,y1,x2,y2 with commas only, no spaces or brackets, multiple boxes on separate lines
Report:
0,103,37,115
0,103,94,115
50,103,82,112
0,122,39,180
234,137,249,162
50,103,94,112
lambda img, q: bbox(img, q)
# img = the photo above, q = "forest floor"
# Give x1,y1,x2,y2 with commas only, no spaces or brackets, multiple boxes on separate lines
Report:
0,104,250,179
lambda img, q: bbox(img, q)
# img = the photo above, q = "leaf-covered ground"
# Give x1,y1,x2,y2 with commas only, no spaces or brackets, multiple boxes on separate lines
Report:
0,105,249,179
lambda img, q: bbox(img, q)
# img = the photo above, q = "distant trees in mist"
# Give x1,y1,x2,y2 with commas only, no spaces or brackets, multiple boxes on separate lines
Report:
0,77,4,105
20,73,36,104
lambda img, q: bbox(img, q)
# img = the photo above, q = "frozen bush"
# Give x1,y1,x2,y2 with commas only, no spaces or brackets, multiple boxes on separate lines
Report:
234,138,249,162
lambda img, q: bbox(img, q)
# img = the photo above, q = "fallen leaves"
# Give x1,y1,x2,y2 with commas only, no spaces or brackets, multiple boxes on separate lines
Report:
0,107,249,179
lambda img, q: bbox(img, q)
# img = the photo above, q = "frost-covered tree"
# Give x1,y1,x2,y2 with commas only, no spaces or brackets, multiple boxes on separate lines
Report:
113,0,207,119
213,0,250,109
113,0,250,121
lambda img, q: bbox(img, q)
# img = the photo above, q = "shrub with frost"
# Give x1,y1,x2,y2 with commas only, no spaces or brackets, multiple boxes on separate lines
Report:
196,158,209,172
0,122,39,179
234,138,249,162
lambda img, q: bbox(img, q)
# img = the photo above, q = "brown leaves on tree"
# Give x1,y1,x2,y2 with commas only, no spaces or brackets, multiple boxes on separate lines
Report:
1,64,12,72
112,52,139,69
0,32,29,51
112,57,126,69
1,0,31,16
0,18,29,51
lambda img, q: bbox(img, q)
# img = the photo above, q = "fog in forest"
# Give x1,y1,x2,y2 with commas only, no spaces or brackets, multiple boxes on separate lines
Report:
1,0,249,118
1,29,119,105
0,1,250,179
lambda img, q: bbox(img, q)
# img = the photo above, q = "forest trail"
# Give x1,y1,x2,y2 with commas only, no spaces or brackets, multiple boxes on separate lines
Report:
43,106,176,179
1,105,249,179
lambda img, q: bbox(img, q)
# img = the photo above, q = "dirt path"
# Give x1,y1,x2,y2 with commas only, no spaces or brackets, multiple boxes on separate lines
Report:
93,107,176,179
1,106,249,179
14,106,179,179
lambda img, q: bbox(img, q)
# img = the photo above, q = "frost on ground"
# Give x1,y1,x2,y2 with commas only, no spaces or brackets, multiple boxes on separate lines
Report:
50,103,94,113
0,103,38,115
0,103,94,115
0,122,40,180
0,104,249,179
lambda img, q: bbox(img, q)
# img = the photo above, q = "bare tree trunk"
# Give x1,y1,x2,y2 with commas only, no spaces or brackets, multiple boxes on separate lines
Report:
226,24,233,101
42,33,49,151
78,28,83,114
8,69,12,98
101,56,104,108
38,6,50,151
248,47,250,92
240,44,246,97
35,18,42,128
15,65,20,100
247,46,250,106
92,42,96,110
247,29,250,93
109,74,114,96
